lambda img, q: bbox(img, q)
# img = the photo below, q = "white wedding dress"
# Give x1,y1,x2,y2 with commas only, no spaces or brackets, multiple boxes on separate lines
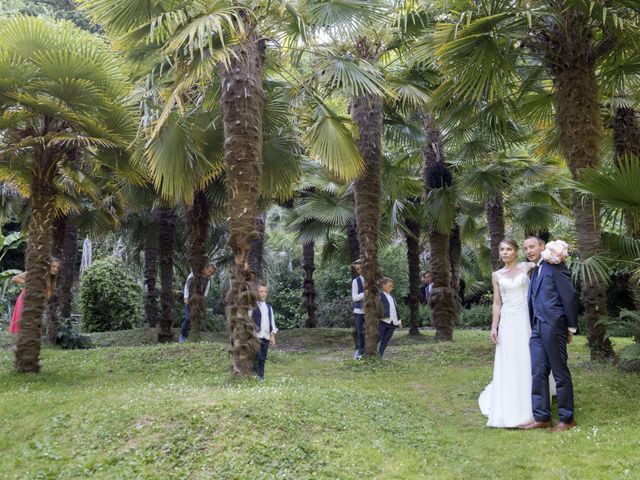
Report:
478,264,537,428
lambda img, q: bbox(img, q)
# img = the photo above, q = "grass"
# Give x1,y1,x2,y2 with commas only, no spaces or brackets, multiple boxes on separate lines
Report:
0,329,638,479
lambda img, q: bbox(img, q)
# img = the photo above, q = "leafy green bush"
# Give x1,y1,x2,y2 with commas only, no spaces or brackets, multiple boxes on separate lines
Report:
379,244,408,301
269,286,304,330
315,261,351,301
393,300,431,328
599,310,640,369
57,319,92,349
317,297,353,328
79,257,142,332
459,305,492,329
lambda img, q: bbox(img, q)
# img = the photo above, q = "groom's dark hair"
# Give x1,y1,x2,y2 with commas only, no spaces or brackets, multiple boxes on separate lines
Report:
525,232,548,244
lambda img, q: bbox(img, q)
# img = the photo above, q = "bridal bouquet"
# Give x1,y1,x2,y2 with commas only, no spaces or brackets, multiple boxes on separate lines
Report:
541,240,570,264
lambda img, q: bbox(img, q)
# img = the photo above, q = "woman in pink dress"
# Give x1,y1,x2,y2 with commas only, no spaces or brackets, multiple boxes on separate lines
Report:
9,258,60,334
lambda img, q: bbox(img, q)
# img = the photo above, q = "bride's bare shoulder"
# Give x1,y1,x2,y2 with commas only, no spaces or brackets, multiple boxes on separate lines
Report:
522,261,536,272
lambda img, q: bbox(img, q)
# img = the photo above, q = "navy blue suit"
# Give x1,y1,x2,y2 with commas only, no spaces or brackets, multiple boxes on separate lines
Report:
528,261,579,423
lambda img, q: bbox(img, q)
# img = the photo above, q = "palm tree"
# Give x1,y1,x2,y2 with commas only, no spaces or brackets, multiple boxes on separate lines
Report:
0,16,137,372
428,0,640,360
422,114,458,341
155,205,178,343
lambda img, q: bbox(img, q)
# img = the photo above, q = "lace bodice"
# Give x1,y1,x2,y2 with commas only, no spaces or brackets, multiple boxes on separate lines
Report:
497,264,530,311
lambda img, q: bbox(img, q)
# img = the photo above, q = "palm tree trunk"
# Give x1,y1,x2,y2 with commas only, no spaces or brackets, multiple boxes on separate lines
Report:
57,217,77,320
347,218,361,282
347,217,360,347
249,213,266,280
143,230,159,328
449,225,462,315
47,215,66,345
422,114,457,341
302,241,317,328
351,40,383,356
219,28,263,375
186,189,209,340
613,107,640,166
546,7,613,360
47,214,77,344
486,195,505,270
14,163,56,373
157,206,177,343
405,218,422,337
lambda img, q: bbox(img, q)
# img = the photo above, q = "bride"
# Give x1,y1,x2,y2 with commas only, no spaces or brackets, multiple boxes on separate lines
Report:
478,238,547,428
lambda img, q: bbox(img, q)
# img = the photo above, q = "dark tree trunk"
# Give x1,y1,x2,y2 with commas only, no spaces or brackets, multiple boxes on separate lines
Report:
486,195,505,270
186,189,209,340
613,107,640,166
302,241,317,328
47,214,77,344
611,107,640,308
249,213,266,280
351,39,383,356
46,215,66,345
347,217,360,347
157,207,177,343
57,218,77,320
347,218,361,279
220,28,262,375
15,156,57,373
449,225,462,316
545,7,613,360
143,231,159,328
405,218,422,337
422,114,457,341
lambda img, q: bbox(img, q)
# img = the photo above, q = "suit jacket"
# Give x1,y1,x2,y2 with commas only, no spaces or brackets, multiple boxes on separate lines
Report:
252,304,274,334
420,283,432,304
380,292,401,325
528,261,579,330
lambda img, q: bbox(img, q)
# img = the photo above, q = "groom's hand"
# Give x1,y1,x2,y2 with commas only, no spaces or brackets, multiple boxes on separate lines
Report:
567,331,573,344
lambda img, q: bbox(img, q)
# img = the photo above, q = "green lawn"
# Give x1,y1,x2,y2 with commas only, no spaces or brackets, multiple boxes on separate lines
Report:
0,329,638,479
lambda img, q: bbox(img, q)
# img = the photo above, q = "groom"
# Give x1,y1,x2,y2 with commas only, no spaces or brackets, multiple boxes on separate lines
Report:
521,235,579,432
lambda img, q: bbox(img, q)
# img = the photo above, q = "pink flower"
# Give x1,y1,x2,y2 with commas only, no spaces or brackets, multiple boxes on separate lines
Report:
541,240,570,264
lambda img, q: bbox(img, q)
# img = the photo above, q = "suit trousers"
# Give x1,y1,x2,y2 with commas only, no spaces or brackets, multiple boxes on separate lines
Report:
530,317,574,423
354,313,366,355
377,320,396,356
179,304,191,338
255,338,270,379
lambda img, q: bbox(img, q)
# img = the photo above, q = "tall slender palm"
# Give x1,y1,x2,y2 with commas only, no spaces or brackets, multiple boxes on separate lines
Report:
422,114,458,340
0,16,137,372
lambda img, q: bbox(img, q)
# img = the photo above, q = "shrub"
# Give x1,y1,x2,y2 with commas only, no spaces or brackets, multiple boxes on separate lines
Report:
379,244,408,301
459,305,492,329
269,286,305,330
317,297,353,328
57,319,92,349
79,257,142,332
315,262,351,301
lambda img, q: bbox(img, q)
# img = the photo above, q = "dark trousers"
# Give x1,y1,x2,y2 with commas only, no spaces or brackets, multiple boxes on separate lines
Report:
179,304,191,338
255,338,270,379
377,320,396,356
354,314,366,355
530,318,574,423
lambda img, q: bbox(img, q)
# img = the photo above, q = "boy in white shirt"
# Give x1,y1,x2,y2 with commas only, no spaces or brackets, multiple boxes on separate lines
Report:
378,277,401,357
351,259,365,359
253,283,278,380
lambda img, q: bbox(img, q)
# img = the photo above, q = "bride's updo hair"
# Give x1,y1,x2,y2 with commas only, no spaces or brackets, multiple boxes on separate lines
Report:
499,238,519,251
